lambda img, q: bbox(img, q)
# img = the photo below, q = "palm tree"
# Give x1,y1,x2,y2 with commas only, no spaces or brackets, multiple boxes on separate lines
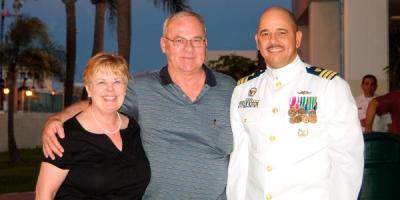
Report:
116,0,190,66
91,0,117,56
82,0,190,100
0,15,65,162
92,0,106,55
152,0,190,13
116,0,131,64
62,0,76,107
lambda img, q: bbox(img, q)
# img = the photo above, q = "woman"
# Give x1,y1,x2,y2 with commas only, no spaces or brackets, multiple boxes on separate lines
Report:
36,53,150,199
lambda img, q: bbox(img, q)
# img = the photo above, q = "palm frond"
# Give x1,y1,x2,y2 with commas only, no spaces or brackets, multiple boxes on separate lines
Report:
1,15,66,81
152,0,191,14
106,0,117,28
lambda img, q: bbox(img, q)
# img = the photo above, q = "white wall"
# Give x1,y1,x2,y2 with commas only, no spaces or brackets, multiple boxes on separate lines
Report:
298,25,310,63
344,0,389,96
309,1,340,73
0,112,51,151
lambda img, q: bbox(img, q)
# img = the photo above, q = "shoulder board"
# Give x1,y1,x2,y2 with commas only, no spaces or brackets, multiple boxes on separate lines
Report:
237,69,266,85
306,66,338,80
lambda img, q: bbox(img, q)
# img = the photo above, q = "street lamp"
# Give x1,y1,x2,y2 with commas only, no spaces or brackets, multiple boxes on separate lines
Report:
0,1,15,111
0,78,4,110
2,86,8,111
50,90,56,112
25,88,33,112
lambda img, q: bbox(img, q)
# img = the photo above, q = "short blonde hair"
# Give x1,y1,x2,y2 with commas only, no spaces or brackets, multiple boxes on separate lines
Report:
83,52,129,86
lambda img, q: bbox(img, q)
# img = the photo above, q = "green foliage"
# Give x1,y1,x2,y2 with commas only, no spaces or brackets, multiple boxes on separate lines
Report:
207,54,257,81
0,148,42,193
0,15,66,163
0,15,66,81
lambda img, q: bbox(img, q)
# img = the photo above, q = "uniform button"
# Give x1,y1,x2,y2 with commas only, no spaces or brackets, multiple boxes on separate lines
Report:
266,194,272,200
272,107,278,114
269,135,276,142
266,165,272,172
243,118,247,123
275,81,282,88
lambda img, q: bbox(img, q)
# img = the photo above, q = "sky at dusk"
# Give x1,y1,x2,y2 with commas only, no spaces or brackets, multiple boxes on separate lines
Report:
11,0,291,82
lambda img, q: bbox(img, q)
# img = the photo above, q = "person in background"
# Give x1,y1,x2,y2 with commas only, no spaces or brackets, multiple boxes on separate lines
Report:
366,86,400,134
355,74,391,132
41,11,235,200
227,6,364,200
35,53,150,199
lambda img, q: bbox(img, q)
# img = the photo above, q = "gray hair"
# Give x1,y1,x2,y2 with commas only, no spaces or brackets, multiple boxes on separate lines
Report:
162,11,207,36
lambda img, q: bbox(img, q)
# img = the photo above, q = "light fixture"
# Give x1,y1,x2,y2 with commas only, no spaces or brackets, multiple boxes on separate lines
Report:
25,89,33,97
390,16,400,21
3,88,9,95
51,90,56,96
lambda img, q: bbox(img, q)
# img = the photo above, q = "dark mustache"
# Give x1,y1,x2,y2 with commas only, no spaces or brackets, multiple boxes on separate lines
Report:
267,45,284,50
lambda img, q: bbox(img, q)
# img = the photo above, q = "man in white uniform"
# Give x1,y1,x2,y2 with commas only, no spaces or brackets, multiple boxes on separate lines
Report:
227,6,364,200
354,74,391,132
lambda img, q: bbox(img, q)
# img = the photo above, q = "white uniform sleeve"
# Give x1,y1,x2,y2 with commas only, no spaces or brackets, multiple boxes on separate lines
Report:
326,78,364,200
226,86,249,200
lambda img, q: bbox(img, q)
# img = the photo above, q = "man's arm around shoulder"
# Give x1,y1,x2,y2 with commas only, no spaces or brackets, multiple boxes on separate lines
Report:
42,101,89,159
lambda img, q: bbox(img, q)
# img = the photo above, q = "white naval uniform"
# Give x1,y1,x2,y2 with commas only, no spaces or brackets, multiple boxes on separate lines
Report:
227,56,364,200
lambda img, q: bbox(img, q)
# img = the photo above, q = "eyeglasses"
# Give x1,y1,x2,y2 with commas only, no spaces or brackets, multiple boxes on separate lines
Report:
164,36,206,48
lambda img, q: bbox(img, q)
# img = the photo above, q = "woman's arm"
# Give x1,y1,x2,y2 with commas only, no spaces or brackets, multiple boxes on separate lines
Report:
35,162,69,200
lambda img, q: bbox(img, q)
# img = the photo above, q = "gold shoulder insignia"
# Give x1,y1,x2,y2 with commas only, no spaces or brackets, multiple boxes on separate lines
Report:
236,69,266,85
306,66,338,80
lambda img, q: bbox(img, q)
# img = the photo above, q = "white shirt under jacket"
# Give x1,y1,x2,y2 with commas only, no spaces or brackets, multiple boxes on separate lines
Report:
227,56,364,200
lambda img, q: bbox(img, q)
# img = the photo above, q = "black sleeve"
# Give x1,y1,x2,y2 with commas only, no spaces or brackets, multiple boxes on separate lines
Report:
42,133,72,169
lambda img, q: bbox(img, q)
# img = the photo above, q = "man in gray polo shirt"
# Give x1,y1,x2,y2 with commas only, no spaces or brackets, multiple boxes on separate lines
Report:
42,11,235,200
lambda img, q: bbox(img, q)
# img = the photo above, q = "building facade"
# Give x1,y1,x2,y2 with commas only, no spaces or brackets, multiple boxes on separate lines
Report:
292,0,399,96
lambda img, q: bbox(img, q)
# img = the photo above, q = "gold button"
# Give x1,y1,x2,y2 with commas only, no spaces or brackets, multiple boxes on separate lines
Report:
275,81,282,88
269,135,276,142
266,165,272,172
266,194,272,200
272,107,278,114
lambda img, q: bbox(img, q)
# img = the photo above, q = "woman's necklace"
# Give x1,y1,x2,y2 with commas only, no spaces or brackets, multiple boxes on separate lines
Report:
90,107,121,135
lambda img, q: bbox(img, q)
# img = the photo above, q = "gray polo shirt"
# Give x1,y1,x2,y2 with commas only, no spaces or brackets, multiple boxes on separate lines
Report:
121,66,235,200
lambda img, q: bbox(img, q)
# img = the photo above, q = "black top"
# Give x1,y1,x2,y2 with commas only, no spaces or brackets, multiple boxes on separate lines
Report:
43,114,150,200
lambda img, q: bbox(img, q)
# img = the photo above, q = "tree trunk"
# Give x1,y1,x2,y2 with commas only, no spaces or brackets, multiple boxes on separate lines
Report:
7,62,21,162
64,0,76,107
92,0,105,56
117,0,131,67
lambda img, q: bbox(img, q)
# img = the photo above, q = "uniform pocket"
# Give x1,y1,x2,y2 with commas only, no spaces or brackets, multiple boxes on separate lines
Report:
239,109,262,153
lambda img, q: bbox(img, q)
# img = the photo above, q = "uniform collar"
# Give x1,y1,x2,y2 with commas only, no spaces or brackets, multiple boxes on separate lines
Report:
266,55,303,89
159,65,217,87
361,94,376,100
